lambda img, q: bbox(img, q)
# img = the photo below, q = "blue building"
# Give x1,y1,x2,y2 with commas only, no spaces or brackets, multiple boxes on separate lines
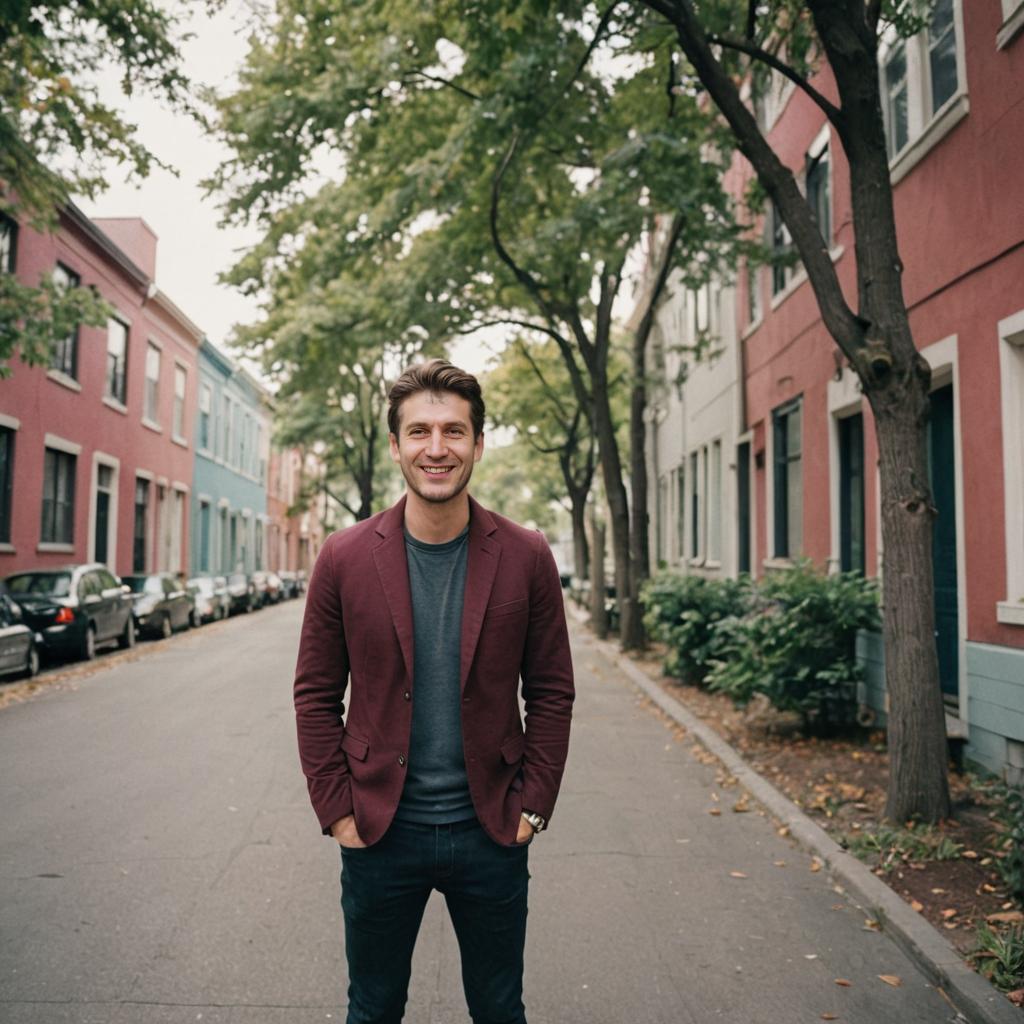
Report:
190,339,271,576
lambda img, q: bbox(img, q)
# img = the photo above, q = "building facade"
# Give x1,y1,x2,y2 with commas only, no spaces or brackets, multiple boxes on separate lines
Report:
0,209,200,579
643,0,1024,781
190,340,271,577
267,444,325,575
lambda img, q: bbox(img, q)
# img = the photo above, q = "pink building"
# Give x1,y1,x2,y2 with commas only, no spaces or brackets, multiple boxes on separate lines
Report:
267,443,324,574
645,0,1024,780
0,206,201,579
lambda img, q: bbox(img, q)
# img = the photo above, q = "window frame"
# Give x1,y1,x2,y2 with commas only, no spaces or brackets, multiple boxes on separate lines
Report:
105,316,130,406
144,341,162,426
0,213,17,274
41,446,76,546
998,309,1024,625
0,425,14,545
772,398,803,560
172,362,188,444
50,262,81,380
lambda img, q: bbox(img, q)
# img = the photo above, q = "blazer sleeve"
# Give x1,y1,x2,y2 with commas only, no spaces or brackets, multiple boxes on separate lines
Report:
293,534,354,834
519,531,575,824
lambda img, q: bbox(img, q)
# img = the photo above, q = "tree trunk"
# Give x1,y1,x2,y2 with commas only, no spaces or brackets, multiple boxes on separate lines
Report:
589,509,609,639
570,492,589,582
629,320,651,650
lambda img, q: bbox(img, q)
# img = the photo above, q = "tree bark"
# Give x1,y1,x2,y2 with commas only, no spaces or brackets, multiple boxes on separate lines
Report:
589,509,609,639
571,494,589,581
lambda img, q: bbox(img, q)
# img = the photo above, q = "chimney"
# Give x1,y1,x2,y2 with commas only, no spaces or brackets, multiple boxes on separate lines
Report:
92,217,158,280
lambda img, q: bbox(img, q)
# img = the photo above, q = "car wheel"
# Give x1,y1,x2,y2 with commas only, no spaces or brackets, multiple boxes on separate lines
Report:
160,614,172,640
188,609,198,629
24,644,40,679
81,626,97,661
118,615,136,650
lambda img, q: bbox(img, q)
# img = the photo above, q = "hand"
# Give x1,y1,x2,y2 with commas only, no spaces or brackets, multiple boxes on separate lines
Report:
515,816,536,844
331,814,367,849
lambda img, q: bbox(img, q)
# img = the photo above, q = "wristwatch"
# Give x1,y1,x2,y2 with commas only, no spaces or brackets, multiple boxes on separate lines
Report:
521,809,547,833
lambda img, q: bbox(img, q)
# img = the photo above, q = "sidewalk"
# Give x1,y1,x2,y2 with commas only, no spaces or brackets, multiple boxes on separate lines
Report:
401,623,977,1023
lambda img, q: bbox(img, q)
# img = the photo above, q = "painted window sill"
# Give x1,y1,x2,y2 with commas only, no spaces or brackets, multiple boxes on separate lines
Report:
47,369,81,393
763,556,797,571
37,542,74,554
997,1,1024,49
0,542,14,554
889,92,969,186
996,600,1024,626
103,396,128,415
142,417,162,434
172,435,189,449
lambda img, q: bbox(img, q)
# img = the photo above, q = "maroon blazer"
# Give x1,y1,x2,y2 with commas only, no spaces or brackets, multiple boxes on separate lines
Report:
293,495,575,846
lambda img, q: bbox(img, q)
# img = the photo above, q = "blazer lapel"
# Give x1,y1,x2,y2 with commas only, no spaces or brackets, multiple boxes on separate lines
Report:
460,497,501,694
372,496,415,683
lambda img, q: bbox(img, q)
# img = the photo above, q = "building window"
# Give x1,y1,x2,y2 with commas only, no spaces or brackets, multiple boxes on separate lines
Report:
199,500,211,571
928,0,958,113
144,342,161,423
0,427,14,543
998,309,1024,624
223,395,232,465
41,447,76,544
199,383,212,451
806,142,831,245
51,263,80,379
708,440,722,563
772,399,803,559
884,43,909,156
676,464,685,561
173,365,186,440
839,413,866,574
689,451,700,559
736,441,752,574
106,317,129,405
0,214,16,273
240,413,248,472
747,262,762,327
133,477,149,573
769,201,794,296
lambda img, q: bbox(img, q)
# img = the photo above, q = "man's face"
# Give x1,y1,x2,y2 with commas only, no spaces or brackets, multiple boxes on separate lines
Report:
389,390,483,506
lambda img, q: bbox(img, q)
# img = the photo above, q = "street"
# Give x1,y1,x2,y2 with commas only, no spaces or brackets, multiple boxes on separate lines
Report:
1,601,966,1023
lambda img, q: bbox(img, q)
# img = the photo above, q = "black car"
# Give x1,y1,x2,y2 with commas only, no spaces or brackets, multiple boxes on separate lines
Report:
226,572,257,615
188,575,230,623
278,570,299,600
123,573,196,638
5,564,135,661
0,592,40,679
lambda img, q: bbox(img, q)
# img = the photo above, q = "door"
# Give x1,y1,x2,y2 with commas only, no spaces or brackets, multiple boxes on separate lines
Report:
839,414,865,574
928,384,959,701
94,464,114,566
736,442,751,574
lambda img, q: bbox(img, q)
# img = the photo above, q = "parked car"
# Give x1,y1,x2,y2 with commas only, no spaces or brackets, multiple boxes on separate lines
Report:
296,569,308,594
0,591,41,679
278,570,299,600
250,570,271,608
265,571,283,604
188,575,230,623
4,564,135,660
226,572,257,615
123,573,196,639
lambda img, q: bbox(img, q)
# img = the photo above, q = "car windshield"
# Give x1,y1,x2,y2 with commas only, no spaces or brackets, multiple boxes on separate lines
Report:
6,572,72,597
124,576,162,595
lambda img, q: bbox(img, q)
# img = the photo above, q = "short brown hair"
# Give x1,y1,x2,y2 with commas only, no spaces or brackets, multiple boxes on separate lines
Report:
387,359,485,438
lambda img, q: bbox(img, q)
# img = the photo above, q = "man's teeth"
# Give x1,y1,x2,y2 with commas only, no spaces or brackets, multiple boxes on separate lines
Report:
423,467,452,474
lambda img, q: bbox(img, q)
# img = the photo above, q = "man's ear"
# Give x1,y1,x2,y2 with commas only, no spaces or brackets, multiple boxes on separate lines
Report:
388,433,401,463
474,430,485,462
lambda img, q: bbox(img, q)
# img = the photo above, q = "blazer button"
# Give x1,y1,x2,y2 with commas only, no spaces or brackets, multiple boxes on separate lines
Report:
403,691,411,701
398,754,406,766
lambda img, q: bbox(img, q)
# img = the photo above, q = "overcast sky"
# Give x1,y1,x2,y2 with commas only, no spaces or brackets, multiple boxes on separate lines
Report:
77,2,495,379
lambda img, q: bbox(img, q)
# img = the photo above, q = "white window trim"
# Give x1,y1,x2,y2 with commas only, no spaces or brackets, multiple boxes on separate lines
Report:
37,542,75,554
736,429,757,575
769,244,845,313
766,398,803,561
919,333,968,725
827,367,864,575
997,309,1024,626
103,396,128,416
44,433,81,457
135,467,154,481
87,452,120,571
142,417,163,434
198,380,214,457
997,0,1024,50
805,123,833,247
0,413,20,431
881,0,970,185
172,359,189,447
46,369,82,393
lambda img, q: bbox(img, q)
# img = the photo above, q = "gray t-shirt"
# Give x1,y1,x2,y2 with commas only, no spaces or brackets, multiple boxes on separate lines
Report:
394,524,476,824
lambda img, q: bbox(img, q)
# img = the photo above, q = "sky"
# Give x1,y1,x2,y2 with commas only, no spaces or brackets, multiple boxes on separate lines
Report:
77,1,496,379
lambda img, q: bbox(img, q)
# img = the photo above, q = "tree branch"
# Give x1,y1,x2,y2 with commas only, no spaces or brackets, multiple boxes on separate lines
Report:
745,0,757,40
514,337,573,423
705,32,844,128
403,71,480,101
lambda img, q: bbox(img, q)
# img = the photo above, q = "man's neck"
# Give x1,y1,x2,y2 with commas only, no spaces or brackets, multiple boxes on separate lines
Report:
403,491,471,544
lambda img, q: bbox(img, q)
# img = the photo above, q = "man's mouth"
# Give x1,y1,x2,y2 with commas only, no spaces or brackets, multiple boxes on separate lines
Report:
421,466,454,475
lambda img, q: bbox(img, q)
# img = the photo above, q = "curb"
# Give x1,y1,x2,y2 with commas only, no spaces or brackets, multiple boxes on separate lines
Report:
571,618,1021,1024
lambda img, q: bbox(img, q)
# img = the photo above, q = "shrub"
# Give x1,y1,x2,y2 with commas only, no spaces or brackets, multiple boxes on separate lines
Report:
705,561,881,731
973,775,1024,905
640,572,752,684
971,923,1024,994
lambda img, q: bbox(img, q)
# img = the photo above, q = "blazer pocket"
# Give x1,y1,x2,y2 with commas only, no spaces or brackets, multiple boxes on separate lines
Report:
341,732,369,762
500,733,525,765
487,598,528,619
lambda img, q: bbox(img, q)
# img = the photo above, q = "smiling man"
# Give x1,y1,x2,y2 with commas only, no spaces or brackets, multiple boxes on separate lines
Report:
294,358,575,1024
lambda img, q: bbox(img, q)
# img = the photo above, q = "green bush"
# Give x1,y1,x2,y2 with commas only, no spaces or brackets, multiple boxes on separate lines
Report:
640,572,752,684
705,561,881,731
973,775,1024,905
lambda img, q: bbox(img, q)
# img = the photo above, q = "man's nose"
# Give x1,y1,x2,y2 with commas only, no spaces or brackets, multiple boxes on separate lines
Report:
427,428,447,457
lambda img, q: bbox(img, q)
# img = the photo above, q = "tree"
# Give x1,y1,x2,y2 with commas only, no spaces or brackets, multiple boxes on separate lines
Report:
210,1,744,648
0,0,200,369
633,0,951,821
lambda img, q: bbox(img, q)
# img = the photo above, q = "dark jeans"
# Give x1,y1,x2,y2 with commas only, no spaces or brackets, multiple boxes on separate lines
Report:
339,817,531,1024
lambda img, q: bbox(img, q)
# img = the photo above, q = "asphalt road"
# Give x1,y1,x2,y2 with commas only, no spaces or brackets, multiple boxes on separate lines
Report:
0,599,967,1023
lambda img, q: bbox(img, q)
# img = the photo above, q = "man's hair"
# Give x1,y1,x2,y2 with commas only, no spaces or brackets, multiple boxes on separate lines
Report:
387,358,485,438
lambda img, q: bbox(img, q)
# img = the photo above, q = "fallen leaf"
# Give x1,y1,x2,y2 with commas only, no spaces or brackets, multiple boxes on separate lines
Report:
962,850,979,859
981,883,997,893
910,900,924,913
986,911,1024,925
778,825,790,837
878,975,902,988
863,919,880,931
810,858,823,873
930,888,947,894
834,978,852,987
940,909,957,919
733,794,751,813
730,871,748,879
831,904,845,911
821,1014,839,1021
774,860,787,867
1007,989,1024,1008
943,922,958,930
708,807,722,816
805,954,819,960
